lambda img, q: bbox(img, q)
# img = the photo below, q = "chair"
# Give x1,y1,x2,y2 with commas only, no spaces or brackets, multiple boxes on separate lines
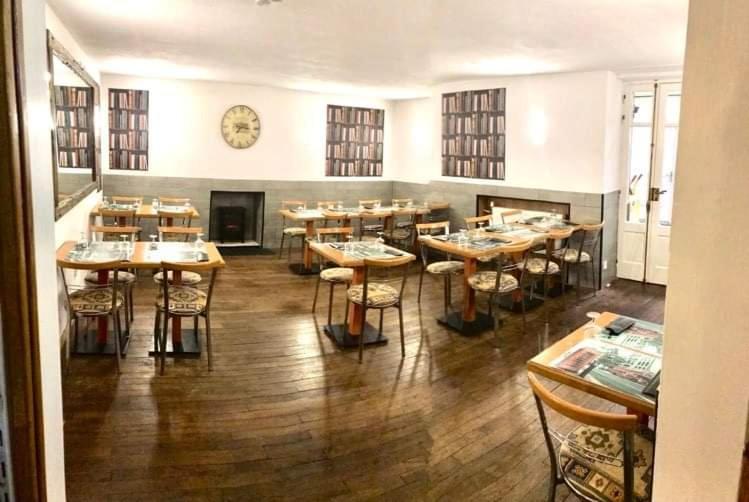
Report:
465,215,498,264
467,239,532,339
312,227,355,326
559,222,605,300
159,196,191,206
528,373,654,502
358,199,385,239
59,259,127,374
500,209,523,224
100,208,136,228
152,227,205,287
392,198,413,208
154,261,219,375
415,221,464,318
111,195,142,205
384,208,416,250
317,200,342,210
344,256,411,363
520,228,573,308
85,226,140,322
278,200,307,260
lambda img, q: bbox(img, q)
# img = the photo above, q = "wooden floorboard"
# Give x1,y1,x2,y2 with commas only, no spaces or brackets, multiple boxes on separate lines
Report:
63,253,665,501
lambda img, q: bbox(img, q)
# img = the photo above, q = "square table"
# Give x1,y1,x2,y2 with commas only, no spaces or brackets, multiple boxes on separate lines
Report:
91,203,200,226
527,311,663,416
57,240,224,357
309,241,415,348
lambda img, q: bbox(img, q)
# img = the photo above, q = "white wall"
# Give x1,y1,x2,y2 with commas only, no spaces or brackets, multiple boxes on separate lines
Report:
390,70,623,194
20,0,67,498
653,0,749,499
101,74,394,181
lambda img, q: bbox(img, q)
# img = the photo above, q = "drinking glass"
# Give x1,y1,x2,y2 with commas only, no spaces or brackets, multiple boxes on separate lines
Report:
374,201,381,209
344,234,354,253
337,201,344,210
376,232,385,252
76,231,88,250
149,234,158,250
459,228,468,247
102,196,109,208
120,234,130,255
478,221,486,233
151,198,159,211
185,201,192,211
194,232,205,250
297,205,304,212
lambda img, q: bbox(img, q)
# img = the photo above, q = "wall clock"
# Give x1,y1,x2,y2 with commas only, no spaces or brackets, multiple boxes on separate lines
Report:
221,105,260,149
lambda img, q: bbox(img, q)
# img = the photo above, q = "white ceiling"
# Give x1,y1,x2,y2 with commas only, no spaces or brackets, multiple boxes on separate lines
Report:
47,0,688,99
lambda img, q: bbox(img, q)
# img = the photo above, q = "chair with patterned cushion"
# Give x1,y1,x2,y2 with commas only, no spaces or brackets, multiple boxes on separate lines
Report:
59,259,127,374
344,255,411,363
467,239,533,340
312,227,355,326
528,373,654,502
415,221,464,319
384,208,416,250
154,261,220,375
559,222,605,301
100,208,136,229
151,227,206,287
520,228,573,308
465,215,499,264
391,198,413,208
278,200,308,260
86,225,140,322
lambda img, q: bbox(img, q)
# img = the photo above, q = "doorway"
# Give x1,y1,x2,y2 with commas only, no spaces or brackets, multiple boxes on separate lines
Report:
618,81,682,285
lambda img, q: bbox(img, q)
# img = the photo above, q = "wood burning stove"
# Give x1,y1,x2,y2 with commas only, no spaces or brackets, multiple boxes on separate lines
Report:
216,206,245,243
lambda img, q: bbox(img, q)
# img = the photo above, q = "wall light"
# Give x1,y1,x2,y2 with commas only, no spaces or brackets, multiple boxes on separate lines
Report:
527,107,548,146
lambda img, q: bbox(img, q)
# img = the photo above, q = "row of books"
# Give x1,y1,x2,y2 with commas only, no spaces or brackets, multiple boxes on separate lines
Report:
442,136,506,157
58,148,91,168
54,86,91,107
442,88,507,114
326,143,383,161
443,114,506,136
442,157,505,180
109,89,149,111
325,159,383,177
109,110,148,130
326,124,384,143
56,127,90,148
56,109,89,128
110,151,148,171
110,131,148,151
327,106,385,127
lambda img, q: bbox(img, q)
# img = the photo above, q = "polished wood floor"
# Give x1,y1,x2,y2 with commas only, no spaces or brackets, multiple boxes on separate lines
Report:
63,253,665,501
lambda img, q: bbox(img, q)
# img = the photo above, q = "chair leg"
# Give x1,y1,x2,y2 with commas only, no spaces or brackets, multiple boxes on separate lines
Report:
205,314,213,371
378,309,384,336
397,306,405,358
153,310,161,353
443,275,450,320
278,232,286,259
327,282,335,326
286,235,293,262
591,259,597,296
161,313,169,375
358,306,367,364
124,297,131,340
343,298,350,335
521,289,527,334
576,262,582,301
312,276,321,312
417,267,425,303
193,315,198,336
129,285,135,321
113,312,122,374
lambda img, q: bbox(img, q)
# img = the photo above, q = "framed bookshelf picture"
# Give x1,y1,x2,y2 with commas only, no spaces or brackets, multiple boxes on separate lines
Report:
53,86,95,169
108,88,149,171
325,105,384,177
441,88,506,180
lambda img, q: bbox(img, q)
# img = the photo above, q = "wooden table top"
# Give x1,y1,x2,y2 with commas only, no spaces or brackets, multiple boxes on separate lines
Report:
279,203,447,221
91,203,200,219
310,242,416,268
527,312,663,415
57,241,225,270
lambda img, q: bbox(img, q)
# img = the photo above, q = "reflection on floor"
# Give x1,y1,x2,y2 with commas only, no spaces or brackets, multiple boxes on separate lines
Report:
63,253,665,501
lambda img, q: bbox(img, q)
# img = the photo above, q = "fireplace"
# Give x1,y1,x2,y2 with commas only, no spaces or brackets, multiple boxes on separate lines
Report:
209,191,264,247
476,194,570,220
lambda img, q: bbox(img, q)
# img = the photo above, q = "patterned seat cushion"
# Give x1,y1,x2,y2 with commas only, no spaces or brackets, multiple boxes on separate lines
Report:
153,270,202,285
283,226,307,236
70,288,123,314
386,229,411,241
320,267,354,283
84,270,136,285
156,286,208,315
467,271,519,293
363,224,384,232
426,261,464,275
518,257,560,275
554,248,592,263
559,425,654,502
347,283,399,308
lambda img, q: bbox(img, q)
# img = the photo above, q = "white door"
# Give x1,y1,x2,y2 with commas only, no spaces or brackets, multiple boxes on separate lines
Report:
618,82,681,285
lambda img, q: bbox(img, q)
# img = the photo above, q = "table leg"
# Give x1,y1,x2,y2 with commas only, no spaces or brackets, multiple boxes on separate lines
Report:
347,267,365,335
462,257,477,322
97,269,110,344
303,220,315,269
436,256,492,335
172,270,182,345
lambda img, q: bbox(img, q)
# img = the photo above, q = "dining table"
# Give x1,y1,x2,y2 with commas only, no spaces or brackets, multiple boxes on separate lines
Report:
527,311,663,418
280,202,445,275
418,219,582,335
56,240,225,357
309,240,416,347
90,202,201,226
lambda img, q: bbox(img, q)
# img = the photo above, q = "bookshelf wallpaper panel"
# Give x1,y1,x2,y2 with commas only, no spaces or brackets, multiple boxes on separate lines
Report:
441,88,506,180
109,88,149,171
325,105,384,177
54,86,95,169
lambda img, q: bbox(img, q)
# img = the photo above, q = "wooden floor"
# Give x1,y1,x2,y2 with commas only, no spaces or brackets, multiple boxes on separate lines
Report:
63,253,665,501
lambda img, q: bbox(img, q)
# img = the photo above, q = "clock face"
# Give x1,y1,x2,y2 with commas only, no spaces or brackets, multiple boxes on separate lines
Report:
221,105,260,149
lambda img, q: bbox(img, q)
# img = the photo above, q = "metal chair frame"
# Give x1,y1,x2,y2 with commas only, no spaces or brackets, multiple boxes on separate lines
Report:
311,227,355,326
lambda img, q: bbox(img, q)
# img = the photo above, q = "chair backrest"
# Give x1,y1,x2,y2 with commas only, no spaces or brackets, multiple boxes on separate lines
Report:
500,209,523,224
90,225,140,242
490,239,533,289
362,255,412,302
159,196,190,205
465,214,492,228
392,198,413,208
572,221,605,262
315,226,353,242
111,195,142,204
158,209,193,228
359,199,381,209
158,226,203,242
58,259,124,313
415,221,450,265
281,200,306,210
316,200,341,209
528,372,639,502
100,208,136,226
160,260,220,312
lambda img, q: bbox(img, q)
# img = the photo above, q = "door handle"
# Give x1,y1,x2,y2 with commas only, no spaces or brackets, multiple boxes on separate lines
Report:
649,187,667,202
